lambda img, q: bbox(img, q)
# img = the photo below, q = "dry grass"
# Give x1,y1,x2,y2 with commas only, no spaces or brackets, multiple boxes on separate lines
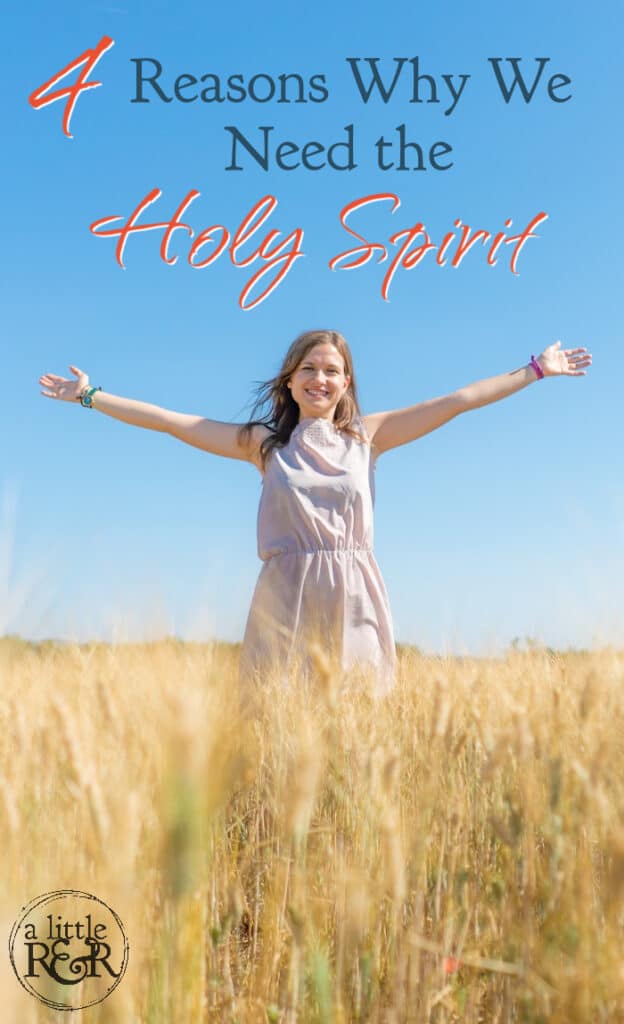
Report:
1,636,623,1022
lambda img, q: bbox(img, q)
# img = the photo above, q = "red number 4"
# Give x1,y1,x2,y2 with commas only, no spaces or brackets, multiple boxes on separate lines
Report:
29,35,114,139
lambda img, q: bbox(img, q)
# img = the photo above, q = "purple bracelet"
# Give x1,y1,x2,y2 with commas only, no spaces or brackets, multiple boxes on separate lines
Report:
530,355,544,380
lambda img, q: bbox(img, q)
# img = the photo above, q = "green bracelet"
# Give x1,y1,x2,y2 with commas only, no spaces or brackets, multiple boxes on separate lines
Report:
78,386,102,408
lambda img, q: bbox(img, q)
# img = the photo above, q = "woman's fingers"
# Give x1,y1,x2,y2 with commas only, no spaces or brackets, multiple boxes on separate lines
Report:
39,370,85,382
39,374,78,398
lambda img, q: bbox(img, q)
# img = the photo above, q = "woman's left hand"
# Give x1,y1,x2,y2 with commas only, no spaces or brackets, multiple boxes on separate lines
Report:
537,340,592,377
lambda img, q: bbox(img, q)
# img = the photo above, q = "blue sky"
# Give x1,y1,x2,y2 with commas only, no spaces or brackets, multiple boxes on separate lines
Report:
2,0,622,655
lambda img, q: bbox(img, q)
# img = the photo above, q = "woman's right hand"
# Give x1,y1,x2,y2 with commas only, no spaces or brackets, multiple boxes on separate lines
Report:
39,365,89,403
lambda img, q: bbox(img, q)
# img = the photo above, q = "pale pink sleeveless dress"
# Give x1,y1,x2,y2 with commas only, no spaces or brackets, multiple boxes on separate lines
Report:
239,414,397,697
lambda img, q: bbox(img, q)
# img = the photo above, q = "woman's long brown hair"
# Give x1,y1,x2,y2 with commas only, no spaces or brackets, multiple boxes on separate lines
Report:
237,329,368,473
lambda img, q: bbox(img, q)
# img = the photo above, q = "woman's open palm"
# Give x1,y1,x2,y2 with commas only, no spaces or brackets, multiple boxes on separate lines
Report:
538,340,592,377
39,365,89,402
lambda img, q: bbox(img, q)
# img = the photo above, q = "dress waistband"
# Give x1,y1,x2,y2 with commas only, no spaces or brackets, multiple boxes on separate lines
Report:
264,546,373,559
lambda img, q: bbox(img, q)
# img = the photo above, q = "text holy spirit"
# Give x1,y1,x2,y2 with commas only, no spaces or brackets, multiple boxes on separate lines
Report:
90,191,547,311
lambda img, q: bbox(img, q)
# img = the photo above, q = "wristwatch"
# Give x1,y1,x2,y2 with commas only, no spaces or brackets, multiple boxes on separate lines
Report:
78,386,102,408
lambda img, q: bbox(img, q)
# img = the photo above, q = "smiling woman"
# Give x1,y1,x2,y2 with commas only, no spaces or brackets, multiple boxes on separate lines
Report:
234,330,399,699
38,331,591,705
287,344,351,419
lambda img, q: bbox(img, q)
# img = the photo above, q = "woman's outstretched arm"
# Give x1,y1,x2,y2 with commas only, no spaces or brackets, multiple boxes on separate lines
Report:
39,365,269,466
364,341,592,456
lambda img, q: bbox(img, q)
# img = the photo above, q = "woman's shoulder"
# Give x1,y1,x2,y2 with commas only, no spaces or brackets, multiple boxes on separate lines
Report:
357,413,371,437
250,423,273,443
351,413,374,446
357,414,380,462
245,423,273,476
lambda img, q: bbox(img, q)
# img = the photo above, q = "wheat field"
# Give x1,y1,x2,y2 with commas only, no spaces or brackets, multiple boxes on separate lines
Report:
1,636,623,1022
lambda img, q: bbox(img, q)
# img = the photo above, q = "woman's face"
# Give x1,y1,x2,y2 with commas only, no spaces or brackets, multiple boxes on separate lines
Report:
287,343,351,421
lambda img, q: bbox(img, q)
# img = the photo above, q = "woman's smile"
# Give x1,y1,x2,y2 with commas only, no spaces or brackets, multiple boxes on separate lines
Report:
288,341,351,419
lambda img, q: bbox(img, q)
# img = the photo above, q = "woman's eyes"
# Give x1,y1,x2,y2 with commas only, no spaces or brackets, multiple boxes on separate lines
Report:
302,367,339,373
